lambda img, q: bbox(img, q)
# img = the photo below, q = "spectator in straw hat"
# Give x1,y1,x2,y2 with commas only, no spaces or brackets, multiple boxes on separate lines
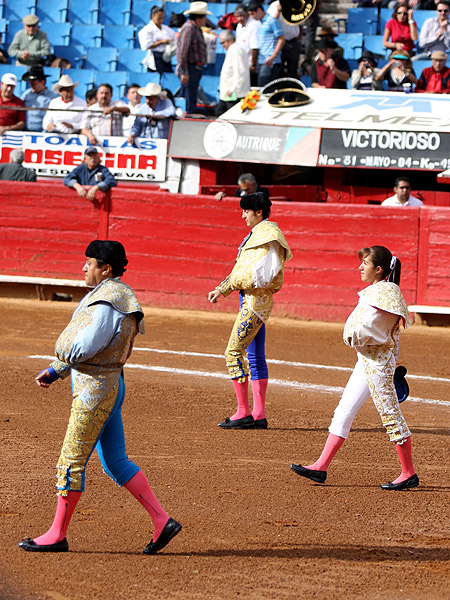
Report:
127,82,176,142
8,14,51,67
415,49,450,92
0,73,25,135
176,1,210,114
42,74,87,134
21,65,57,131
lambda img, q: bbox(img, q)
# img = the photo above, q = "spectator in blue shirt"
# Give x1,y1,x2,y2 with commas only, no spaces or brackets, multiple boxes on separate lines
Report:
21,65,57,131
248,1,285,87
63,146,117,201
127,83,176,143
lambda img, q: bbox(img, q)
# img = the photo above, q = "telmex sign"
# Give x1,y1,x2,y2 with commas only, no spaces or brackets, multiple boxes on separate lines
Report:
0,133,168,181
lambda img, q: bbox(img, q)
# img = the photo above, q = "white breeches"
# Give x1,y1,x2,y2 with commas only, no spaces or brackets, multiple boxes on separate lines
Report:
329,354,411,443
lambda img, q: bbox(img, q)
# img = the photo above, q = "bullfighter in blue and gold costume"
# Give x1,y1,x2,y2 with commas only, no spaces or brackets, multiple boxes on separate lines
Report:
208,192,292,429
19,240,182,554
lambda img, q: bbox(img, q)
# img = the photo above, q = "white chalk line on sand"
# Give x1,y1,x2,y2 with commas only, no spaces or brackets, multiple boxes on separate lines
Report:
133,347,450,384
28,354,450,408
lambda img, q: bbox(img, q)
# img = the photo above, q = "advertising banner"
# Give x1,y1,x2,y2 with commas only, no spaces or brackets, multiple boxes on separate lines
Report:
319,128,450,171
0,133,167,181
169,119,321,166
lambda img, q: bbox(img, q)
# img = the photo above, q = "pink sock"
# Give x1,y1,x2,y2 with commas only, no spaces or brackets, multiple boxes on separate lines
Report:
124,470,169,542
392,436,416,484
230,377,250,420
251,378,268,420
305,433,345,471
34,491,81,545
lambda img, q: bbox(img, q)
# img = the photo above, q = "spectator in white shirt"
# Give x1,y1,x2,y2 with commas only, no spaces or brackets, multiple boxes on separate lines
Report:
122,83,143,137
42,74,87,134
417,1,450,58
80,83,130,145
216,30,250,116
382,177,423,206
138,5,177,74
234,3,260,86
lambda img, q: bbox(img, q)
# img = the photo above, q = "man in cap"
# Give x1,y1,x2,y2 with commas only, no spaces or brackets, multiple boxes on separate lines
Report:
415,50,450,92
234,4,261,87
63,147,117,201
127,83,176,142
216,30,250,117
208,192,292,430
248,1,285,87
0,148,36,182
81,83,130,145
382,177,423,206
311,38,351,89
21,65,57,131
18,240,182,555
43,74,87,134
0,73,25,135
8,14,51,67
176,1,210,114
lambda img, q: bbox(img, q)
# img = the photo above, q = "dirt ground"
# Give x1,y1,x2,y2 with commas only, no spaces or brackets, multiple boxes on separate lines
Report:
0,298,449,600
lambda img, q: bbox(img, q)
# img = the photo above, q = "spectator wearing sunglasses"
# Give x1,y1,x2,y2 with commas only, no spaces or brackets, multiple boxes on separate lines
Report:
417,1,450,58
384,4,418,55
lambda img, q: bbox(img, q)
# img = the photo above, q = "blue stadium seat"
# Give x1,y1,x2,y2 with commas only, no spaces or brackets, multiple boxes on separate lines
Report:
160,72,181,95
126,71,161,88
71,24,103,48
40,21,71,46
410,9,434,31
206,3,227,20
0,64,28,93
130,0,160,26
0,19,6,34
102,25,135,49
4,0,36,22
363,35,389,60
36,0,68,23
85,47,118,71
53,44,85,67
99,0,131,25
163,2,190,26
173,96,186,113
62,67,95,96
203,53,225,76
68,0,99,24
301,74,311,88
335,33,363,60
94,70,127,98
346,7,378,35
118,48,147,72
5,21,23,46
199,74,219,103
379,8,392,32
226,3,239,14
43,66,62,87
412,60,431,77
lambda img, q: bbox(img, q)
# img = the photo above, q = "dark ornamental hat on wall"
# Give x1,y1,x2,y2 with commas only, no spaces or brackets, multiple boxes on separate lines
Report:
279,0,317,25
268,88,311,107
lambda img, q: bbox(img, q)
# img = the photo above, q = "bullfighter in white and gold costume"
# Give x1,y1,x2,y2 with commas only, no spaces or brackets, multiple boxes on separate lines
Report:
291,246,419,491
208,192,292,429
19,240,182,554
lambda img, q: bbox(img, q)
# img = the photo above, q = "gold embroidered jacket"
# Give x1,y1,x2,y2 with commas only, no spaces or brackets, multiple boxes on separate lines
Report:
51,278,145,410
216,220,292,322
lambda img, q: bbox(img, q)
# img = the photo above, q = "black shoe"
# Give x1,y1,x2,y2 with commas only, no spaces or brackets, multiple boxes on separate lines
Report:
143,518,182,555
381,473,419,491
218,415,255,429
290,463,327,484
253,418,268,429
18,537,69,552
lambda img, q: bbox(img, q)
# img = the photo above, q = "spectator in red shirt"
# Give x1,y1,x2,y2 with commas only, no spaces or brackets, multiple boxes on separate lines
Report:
415,50,450,92
0,73,25,134
310,39,351,89
383,5,418,56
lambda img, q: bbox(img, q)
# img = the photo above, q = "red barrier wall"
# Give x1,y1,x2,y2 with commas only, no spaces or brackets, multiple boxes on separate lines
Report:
0,181,448,321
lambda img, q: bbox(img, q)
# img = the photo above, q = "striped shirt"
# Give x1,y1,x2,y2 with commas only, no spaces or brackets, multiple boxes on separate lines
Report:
257,14,283,65
176,20,207,75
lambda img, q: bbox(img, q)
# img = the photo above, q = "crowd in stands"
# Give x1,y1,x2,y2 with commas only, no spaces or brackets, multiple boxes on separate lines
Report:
1,0,450,148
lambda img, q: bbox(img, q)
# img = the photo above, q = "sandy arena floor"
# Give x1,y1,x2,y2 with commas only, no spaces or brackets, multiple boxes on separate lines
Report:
0,298,449,600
